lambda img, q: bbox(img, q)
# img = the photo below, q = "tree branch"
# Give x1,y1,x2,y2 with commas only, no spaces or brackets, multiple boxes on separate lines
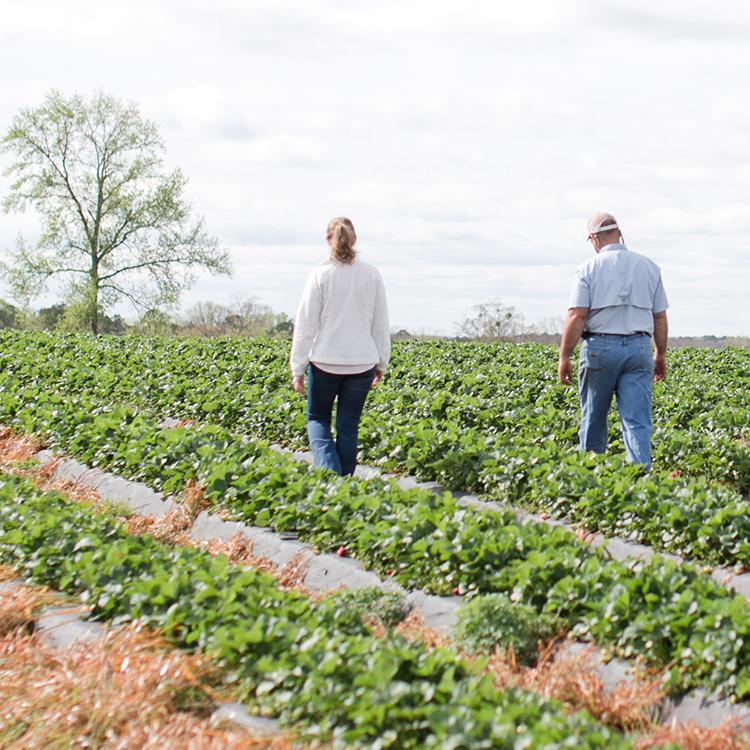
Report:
99,282,148,312
99,255,202,281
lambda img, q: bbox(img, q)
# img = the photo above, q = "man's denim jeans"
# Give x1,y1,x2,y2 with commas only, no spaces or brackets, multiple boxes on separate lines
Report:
306,364,375,476
578,333,655,467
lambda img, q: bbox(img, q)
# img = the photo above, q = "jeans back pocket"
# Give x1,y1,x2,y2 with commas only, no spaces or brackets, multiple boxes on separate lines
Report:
580,340,607,371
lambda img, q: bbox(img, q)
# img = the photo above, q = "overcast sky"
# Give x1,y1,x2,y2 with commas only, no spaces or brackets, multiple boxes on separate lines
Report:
1,0,748,335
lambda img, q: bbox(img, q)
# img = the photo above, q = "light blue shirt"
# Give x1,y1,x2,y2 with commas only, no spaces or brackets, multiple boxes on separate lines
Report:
569,243,668,335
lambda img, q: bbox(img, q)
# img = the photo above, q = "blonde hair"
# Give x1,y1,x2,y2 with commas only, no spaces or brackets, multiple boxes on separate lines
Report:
326,217,357,264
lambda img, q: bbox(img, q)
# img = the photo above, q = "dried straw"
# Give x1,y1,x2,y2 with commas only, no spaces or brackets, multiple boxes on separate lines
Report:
637,719,750,750
0,585,49,637
277,550,313,589
0,622,298,750
0,428,41,464
396,610,664,733
0,566,22,583
500,642,665,732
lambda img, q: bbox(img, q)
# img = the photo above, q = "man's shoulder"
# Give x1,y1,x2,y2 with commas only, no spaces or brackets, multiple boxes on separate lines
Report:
576,255,600,276
626,249,662,276
578,247,661,275
630,248,659,264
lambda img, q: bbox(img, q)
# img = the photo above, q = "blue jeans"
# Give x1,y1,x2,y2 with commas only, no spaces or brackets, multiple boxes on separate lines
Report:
306,364,376,476
578,334,655,467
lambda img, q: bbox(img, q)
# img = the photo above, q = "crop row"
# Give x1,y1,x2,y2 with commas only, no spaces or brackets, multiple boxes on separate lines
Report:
3,333,748,489
3,382,750,702
0,472,635,750
1,332,750,571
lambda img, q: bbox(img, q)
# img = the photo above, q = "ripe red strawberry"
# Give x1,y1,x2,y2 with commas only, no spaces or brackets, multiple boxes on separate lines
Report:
453,586,461,596
670,470,682,479
336,546,347,557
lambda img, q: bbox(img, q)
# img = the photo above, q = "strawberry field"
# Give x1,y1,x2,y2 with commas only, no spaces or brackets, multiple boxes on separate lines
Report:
1,330,750,748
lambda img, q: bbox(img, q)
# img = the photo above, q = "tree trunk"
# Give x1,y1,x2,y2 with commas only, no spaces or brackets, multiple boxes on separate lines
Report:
88,268,100,335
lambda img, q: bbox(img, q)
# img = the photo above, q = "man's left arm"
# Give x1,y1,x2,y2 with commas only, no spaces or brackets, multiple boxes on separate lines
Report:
651,273,669,382
653,311,668,381
558,307,589,385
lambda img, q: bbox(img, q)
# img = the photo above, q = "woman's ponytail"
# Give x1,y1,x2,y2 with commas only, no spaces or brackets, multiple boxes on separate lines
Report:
327,217,357,264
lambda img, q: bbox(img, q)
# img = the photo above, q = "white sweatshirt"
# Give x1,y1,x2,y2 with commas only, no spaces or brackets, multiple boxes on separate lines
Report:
290,256,391,377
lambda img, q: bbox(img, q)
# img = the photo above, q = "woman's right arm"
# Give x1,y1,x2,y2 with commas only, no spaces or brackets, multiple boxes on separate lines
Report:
290,273,322,379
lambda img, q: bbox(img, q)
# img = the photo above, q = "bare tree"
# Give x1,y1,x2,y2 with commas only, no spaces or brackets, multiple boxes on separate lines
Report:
1,90,231,333
183,301,230,336
456,299,527,340
223,297,276,335
183,297,291,337
528,315,566,335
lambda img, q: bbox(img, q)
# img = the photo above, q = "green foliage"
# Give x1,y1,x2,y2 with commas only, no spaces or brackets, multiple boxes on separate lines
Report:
329,587,411,628
57,282,100,333
35,303,66,330
0,298,20,329
2,332,750,703
455,594,561,664
2,332,748,567
1,90,230,332
2,353,750,700
0,474,630,749
100,499,136,518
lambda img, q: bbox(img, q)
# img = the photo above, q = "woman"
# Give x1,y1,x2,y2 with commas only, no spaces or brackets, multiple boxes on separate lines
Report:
290,217,390,476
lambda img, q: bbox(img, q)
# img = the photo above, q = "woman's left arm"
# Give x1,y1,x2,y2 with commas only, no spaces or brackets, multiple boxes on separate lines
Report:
371,273,391,375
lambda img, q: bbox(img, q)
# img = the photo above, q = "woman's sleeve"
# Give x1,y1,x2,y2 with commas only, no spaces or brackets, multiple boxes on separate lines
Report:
290,273,322,376
372,272,391,371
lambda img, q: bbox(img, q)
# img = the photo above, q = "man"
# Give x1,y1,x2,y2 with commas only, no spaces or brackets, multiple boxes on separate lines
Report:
558,212,668,468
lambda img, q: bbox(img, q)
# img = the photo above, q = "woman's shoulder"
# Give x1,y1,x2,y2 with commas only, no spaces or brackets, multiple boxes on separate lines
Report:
311,255,382,281
352,255,382,277
308,257,335,276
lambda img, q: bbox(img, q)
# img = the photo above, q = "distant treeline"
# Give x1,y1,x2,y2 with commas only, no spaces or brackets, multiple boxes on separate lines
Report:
395,330,750,348
0,298,293,338
1,297,746,347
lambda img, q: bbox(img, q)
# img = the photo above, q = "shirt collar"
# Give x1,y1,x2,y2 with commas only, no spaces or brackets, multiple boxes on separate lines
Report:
600,242,626,253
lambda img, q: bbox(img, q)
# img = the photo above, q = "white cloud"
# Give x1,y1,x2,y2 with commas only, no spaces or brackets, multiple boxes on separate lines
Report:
0,0,748,336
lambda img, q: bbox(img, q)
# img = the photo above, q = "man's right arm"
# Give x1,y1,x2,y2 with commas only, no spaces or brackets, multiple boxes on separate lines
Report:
558,307,589,385
653,311,668,381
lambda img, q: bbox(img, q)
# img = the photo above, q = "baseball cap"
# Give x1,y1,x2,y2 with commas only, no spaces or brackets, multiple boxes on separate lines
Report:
587,211,619,236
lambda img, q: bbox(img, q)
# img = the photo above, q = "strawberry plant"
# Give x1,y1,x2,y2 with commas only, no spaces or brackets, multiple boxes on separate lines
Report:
1,331,749,571
0,473,632,749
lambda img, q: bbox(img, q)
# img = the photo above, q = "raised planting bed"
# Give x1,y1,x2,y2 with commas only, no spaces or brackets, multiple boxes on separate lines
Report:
0,473,633,750
1,332,750,569
3,394,750,704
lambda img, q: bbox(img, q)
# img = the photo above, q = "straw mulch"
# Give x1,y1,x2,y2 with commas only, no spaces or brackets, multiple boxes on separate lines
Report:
0,584,50,637
0,429,41,464
396,610,750,747
395,610,665,730
0,620,297,750
637,719,750,750
2,426,748,747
